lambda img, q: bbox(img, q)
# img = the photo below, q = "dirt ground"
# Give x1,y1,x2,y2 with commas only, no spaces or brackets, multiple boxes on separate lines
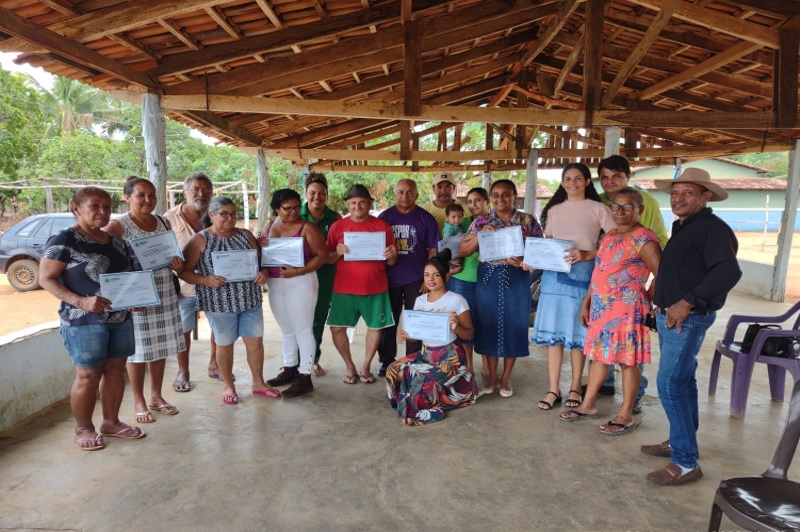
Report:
1,231,798,337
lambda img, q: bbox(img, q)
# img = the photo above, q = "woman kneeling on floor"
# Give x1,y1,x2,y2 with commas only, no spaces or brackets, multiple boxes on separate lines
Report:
386,250,480,426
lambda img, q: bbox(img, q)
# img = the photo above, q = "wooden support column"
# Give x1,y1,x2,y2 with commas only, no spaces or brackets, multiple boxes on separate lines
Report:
403,19,422,117
256,149,270,233
604,126,620,157
400,121,412,162
142,93,167,214
771,139,800,301
582,0,604,126
775,29,799,129
524,149,539,215
624,127,639,159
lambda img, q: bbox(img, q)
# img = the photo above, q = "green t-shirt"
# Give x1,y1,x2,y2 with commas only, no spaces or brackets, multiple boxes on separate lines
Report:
300,203,339,286
452,216,478,282
599,188,669,248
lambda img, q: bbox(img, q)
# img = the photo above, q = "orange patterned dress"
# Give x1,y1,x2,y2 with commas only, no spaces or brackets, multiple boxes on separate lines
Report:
584,226,658,366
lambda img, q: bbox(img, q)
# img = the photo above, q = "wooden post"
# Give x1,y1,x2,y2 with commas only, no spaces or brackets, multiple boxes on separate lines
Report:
256,149,270,234
604,126,620,158
482,171,492,190
241,181,250,231
771,139,800,302
142,93,168,214
44,179,54,213
524,149,539,215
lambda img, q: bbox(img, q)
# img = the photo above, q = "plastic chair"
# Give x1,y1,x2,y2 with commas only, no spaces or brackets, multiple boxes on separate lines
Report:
708,301,800,418
708,378,800,531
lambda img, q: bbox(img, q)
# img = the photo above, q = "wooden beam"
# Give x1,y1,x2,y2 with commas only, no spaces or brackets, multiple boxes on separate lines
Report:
0,7,156,88
583,0,604,116
160,93,785,128
181,111,263,147
639,41,762,100
519,0,581,66
775,29,799,128
253,0,285,29
602,0,680,106
404,19,422,116
158,19,202,51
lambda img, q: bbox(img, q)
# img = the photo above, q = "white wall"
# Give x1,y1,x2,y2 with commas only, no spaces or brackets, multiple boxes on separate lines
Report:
0,323,72,432
735,259,775,300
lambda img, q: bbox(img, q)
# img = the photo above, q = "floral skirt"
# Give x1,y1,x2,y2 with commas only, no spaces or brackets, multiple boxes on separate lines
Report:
385,339,479,426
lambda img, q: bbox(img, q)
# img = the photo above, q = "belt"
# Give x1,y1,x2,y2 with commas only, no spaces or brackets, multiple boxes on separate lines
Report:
656,308,714,317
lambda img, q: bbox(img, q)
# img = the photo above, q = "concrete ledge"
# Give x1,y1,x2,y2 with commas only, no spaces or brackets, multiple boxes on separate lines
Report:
0,321,72,432
736,259,775,300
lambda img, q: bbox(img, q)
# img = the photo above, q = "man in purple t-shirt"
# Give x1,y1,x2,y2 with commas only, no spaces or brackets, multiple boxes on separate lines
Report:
377,179,440,375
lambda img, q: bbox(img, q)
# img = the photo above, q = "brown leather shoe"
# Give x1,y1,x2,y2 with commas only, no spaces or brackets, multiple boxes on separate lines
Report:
646,463,703,485
640,440,701,459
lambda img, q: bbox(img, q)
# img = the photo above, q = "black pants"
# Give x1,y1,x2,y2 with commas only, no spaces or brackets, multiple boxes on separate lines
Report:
378,279,423,364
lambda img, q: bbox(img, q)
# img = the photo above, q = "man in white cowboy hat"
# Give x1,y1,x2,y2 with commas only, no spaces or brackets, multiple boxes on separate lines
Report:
421,172,457,234
642,167,741,486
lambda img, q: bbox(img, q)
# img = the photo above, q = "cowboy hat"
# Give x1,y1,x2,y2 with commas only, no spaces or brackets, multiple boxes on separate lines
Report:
344,184,374,201
653,168,728,201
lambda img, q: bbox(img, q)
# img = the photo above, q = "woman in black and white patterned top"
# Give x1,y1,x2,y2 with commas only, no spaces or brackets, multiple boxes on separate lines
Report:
40,186,145,451
180,197,280,405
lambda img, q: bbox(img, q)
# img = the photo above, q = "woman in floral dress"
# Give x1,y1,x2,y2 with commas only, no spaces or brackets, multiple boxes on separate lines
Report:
386,249,480,426
560,188,661,434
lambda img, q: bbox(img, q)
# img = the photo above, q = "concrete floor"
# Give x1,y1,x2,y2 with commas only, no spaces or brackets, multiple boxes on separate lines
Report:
1,292,798,531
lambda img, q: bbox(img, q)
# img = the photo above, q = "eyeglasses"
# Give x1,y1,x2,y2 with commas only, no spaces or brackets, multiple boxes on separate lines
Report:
609,203,637,212
280,204,300,212
215,210,237,218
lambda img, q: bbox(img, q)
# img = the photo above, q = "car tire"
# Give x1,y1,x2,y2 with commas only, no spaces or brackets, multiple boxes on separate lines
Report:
7,259,40,292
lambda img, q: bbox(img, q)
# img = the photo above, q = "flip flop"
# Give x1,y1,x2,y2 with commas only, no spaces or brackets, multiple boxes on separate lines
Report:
100,424,146,440
148,403,179,415
222,392,239,405
359,373,376,384
136,410,156,423
173,379,192,392
559,409,599,421
343,374,358,385
75,434,105,451
537,391,562,410
564,389,584,408
600,420,639,435
252,387,281,399
313,364,327,376
209,372,236,382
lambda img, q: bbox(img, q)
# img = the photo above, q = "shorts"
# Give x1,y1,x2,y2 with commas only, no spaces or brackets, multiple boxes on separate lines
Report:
178,296,197,334
60,320,135,369
205,305,264,346
327,292,394,330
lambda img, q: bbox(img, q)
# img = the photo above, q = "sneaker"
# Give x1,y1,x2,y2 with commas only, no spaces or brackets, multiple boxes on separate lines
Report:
598,385,616,396
266,366,298,387
378,362,391,377
282,373,313,398
633,397,643,414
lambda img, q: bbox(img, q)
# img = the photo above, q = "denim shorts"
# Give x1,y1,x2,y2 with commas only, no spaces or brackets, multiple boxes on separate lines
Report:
205,305,264,346
178,296,197,334
60,320,135,369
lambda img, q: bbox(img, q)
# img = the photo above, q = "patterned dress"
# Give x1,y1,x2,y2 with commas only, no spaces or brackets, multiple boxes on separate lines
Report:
119,214,185,363
195,229,262,313
583,226,658,366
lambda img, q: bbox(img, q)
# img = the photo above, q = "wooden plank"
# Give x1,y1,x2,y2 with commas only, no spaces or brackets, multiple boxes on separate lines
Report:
181,111,263,146
639,41,763,100
519,0,580,66
0,7,156,88
775,29,799,128
582,0,604,115
627,0,779,48
403,19,422,116
602,0,680,106
253,0,285,29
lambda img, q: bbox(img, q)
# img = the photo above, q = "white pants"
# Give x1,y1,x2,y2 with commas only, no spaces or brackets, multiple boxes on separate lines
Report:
267,274,319,374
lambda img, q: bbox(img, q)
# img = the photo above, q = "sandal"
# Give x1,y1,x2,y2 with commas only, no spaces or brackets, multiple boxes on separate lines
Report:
359,373,376,384
343,374,358,385
136,410,156,423
75,434,105,451
313,363,327,376
537,391,562,410
565,389,584,408
221,392,239,405
600,419,639,435
148,403,179,415
172,379,192,392
559,409,599,421
252,387,281,399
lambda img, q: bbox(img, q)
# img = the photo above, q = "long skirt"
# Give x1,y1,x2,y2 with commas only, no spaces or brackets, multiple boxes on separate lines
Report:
474,263,531,358
531,260,594,351
385,339,479,426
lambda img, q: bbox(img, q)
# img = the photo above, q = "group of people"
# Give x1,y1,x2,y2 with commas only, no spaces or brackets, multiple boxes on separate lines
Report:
44,158,742,487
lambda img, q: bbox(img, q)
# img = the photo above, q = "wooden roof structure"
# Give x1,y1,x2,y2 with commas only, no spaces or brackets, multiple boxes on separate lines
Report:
1,0,799,173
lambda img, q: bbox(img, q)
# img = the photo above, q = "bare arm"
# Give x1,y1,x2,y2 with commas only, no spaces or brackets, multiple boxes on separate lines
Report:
102,219,125,238
458,233,479,257
39,257,112,313
280,223,328,278
178,233,225,288
639,240,662,303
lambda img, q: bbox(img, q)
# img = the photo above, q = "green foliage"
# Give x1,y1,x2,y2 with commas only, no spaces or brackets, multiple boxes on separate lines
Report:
0,68,47,179
729,152,790,178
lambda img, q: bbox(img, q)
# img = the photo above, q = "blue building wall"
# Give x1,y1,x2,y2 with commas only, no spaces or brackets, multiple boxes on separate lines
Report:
659,208,800,232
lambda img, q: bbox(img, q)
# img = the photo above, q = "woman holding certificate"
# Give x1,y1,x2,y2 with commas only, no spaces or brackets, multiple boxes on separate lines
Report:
262,189,328,398
180,197,279,405
559,188,660,434
530,163,616,411
104,177,184,424
458,180,542,398
387,250,479,425
40,187,145,450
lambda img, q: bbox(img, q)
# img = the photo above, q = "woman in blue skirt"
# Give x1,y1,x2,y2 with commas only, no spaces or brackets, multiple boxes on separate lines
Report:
459,179,542,398
529,163,616,411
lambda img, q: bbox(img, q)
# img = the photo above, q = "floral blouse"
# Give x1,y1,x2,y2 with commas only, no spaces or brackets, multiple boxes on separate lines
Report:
468,209,543,265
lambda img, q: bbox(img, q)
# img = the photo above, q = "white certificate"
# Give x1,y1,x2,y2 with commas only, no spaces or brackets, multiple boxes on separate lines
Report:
211,249,258,282
261,238,304,267
343,231,386,261
438,234,466,259
129,230,183,270
403,310,451,345
523,237,573,273
99,271,160,311
478,225,524,262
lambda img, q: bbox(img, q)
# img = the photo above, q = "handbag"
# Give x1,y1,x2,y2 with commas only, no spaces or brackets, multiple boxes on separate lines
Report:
741,323,800,358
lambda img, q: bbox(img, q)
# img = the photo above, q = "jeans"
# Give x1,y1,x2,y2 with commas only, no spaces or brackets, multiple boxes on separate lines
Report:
378,280,423,364
655,312,716,469
602,364,648,399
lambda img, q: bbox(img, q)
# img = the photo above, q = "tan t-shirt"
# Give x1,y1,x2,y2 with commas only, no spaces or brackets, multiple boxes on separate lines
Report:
420,201,447,235
164,203,200,297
